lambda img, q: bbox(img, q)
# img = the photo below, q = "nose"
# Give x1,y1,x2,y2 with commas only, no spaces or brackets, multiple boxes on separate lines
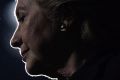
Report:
10,32,23,48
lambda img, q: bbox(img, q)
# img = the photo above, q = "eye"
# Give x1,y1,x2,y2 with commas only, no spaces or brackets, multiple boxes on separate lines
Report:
18,13,26,22
18,15,25,22
16,11,26,22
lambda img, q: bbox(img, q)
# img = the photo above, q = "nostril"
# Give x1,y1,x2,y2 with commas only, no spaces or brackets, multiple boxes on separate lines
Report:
11,39,23,48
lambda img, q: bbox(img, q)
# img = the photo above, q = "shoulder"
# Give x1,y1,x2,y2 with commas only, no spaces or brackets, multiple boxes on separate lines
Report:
70,53,120,80
102,53,120,80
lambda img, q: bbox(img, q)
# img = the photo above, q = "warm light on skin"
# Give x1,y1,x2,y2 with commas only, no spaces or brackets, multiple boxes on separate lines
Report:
10,0,58,80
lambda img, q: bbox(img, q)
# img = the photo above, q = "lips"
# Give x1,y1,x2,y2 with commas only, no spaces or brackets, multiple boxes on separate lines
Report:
21,48,29,62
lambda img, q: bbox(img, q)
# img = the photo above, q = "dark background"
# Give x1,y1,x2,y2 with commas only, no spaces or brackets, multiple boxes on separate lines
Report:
0,0,50,80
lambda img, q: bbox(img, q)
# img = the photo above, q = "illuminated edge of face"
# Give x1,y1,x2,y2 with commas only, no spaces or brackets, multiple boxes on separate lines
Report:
10,0,58,79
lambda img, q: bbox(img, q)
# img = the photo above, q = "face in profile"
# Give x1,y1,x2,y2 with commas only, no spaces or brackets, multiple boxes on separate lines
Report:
10,0,74,77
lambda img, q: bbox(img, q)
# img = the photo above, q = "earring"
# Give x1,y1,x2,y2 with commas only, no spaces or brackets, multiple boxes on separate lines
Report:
60,24,66,31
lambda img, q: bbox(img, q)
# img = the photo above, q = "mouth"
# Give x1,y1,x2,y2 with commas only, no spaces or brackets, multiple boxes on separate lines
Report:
21,49,29,62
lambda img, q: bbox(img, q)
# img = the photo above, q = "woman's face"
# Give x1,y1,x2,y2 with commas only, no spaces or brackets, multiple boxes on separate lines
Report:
11,0,73,77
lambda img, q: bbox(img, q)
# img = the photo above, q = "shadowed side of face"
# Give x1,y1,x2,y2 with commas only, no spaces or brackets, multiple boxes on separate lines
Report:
10,0,74,77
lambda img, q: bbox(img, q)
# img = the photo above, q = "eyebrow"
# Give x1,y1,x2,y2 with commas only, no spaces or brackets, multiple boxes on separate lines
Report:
15,6,27,18
16,6,27,16
16,6,27,11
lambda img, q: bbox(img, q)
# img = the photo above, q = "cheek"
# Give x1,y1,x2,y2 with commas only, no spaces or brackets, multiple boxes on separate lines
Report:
23,22,52,56
21,19,42,47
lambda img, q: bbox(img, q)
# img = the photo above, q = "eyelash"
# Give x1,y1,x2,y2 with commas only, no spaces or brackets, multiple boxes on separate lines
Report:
18,15,25,22
17,13,26,22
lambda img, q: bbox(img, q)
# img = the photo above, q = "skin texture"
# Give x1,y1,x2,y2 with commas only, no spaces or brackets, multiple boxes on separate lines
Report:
11,0,78,78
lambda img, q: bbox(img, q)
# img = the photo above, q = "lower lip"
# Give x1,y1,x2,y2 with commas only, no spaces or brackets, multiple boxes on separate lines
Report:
22,56,26,62
22,52,28,62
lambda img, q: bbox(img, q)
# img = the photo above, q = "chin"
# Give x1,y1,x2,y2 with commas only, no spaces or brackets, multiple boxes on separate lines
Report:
24,51,63,78
25,67,59,80
24,59,41,75
25,61,62,79
24,50,43,75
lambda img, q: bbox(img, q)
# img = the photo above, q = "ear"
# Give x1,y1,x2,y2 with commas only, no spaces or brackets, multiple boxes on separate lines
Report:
60,17,74,32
